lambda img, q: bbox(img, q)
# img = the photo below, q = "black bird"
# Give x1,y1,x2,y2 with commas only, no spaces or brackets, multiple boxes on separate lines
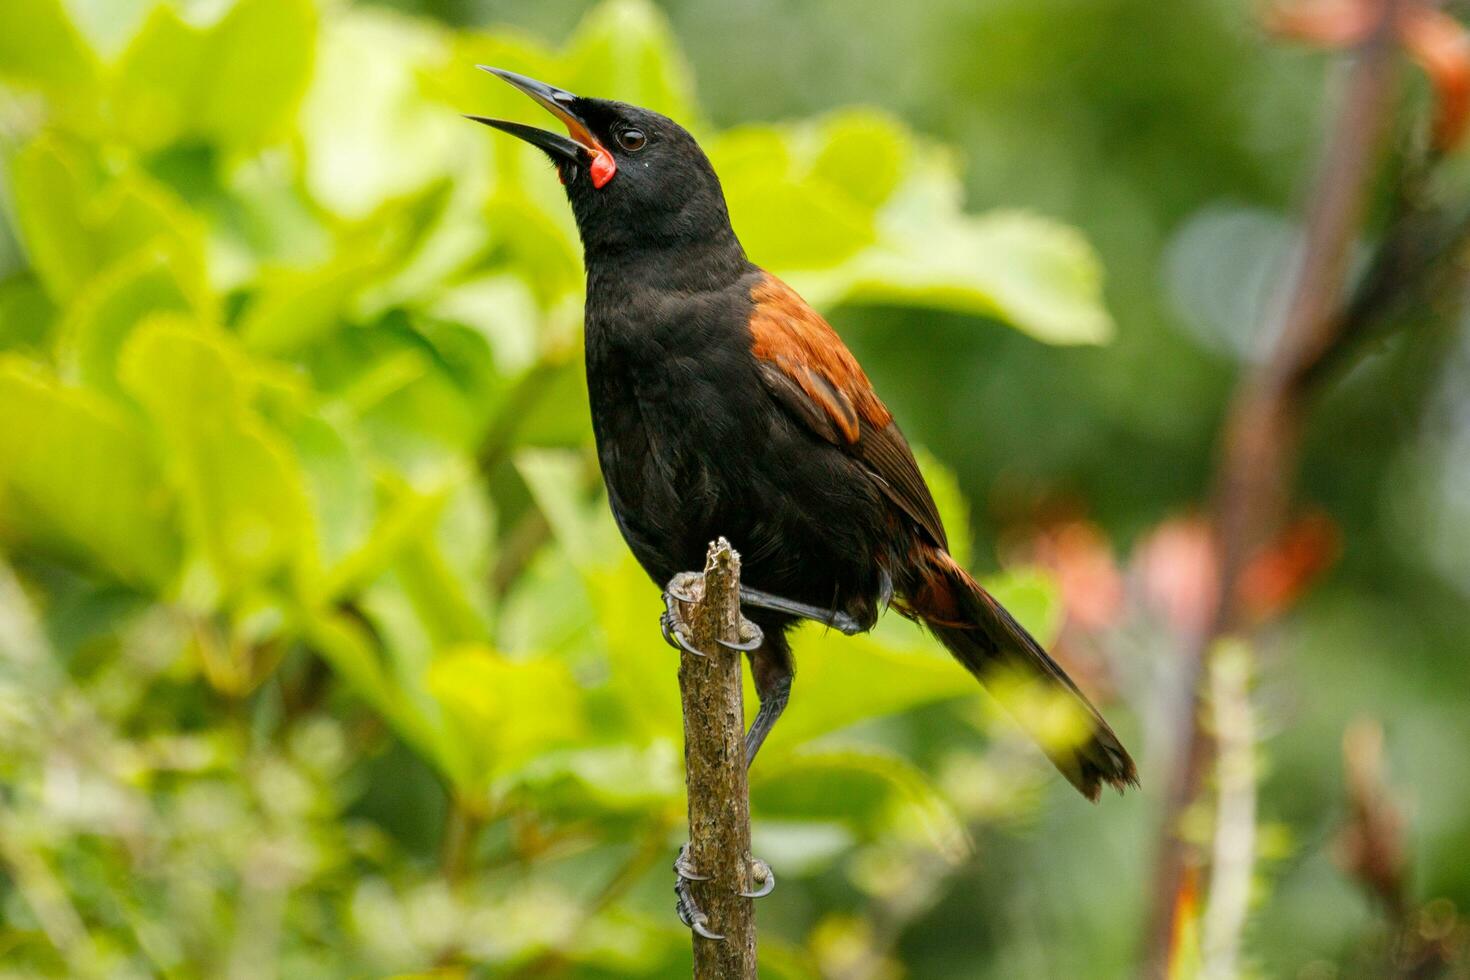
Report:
469,67,1137,932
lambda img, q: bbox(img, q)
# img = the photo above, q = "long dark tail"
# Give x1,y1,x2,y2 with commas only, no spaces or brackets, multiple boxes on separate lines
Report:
898,544,1138,801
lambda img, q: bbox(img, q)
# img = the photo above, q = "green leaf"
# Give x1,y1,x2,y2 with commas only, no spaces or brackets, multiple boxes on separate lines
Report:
110,0,316,151
278,410,374,576
437,27,560,115
713,125,876,271
428,274,542,375
749,821,857,876
300,9,464,218
482,192,584,308
56,250,206,399
0,0,101,102
590,556,684,740
913,447,971,568
0,277,57,353
8,135,102,300
238,178,458,355
427,645,586,785
509,740,683,817
198,0,316,149
724,177,876,272
760,618,976,754
515,448,622,570
9,134,207,304
708,114,1113,344
118,318,316,603
563,0,697,122
794,187,1113,345
810,110,912,211
108,5,208,151
303,608,460,776
60,0,154,58
0,357,178,587
755,746,970,861
445,1,696,128
239,257,374,355
316,473,446,606
393,498,494,650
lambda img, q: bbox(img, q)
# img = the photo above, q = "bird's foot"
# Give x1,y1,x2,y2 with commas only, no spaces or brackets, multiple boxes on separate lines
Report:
662,574,767,655
741,856,776,898
673,843,776,941
661,575,705,657
717,617,764,652
674,843,721,940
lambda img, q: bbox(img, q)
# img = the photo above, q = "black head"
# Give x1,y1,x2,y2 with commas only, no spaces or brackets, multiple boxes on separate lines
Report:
467,68,742,262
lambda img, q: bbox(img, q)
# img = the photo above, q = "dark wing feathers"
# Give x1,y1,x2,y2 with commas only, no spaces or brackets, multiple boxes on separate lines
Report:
748,272,948,550
856,421,948,550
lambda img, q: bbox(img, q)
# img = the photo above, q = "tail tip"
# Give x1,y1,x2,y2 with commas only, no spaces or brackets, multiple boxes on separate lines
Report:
1071,738,1140,803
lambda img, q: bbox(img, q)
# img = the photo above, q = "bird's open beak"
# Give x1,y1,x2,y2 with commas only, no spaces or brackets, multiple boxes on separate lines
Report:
466,67,615,186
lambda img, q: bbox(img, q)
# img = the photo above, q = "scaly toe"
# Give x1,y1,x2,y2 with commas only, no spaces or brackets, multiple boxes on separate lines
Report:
674,852,724,942
662,590,706,656
739,856,776,899
716,618,764,652
674,843,711,882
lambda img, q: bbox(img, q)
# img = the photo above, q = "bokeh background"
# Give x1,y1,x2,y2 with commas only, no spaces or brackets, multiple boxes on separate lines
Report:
2,0,1468,977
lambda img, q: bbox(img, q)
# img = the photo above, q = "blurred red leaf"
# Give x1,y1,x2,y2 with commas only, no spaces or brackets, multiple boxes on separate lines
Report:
1133,511,1337,635
1027,519,1125,632
1238,511,1341,624
1398,5,1470,150
1267,0,1470,151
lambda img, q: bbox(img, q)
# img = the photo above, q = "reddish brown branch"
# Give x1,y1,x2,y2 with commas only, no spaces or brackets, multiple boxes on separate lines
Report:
1140,3,1406,974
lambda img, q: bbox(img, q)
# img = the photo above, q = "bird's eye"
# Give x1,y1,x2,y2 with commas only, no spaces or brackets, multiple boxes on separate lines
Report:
616,128,647,152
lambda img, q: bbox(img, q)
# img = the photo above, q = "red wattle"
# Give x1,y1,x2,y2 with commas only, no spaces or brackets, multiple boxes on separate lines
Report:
590,149,617,188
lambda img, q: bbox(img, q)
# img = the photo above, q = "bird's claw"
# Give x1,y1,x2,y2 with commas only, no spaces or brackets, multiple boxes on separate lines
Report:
660,611,706,658
673,844,774,938
666,578,766,655
716,617,765,652
661,592,707,658
739,857,776,899
666,572,701,604
678,891,724,942
674,843,710,881
674,845,724,941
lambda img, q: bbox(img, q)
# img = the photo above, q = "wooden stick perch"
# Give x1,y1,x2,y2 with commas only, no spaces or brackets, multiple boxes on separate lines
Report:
673,538,758,978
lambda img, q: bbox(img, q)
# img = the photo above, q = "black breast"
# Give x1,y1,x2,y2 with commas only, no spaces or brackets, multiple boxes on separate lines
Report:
582,268,891,618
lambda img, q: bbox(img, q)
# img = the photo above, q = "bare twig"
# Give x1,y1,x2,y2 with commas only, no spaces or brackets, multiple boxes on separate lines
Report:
1142,3,1406,973
1200,643,1257,980
675,538,758,978
1333,721,1464,979
1337,720,1408,921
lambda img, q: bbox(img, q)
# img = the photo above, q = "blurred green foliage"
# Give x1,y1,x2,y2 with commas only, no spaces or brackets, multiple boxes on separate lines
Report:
0,0,1123,975
6,0,1470,977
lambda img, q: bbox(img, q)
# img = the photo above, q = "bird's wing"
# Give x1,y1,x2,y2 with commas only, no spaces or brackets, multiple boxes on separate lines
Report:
748,272,949,550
